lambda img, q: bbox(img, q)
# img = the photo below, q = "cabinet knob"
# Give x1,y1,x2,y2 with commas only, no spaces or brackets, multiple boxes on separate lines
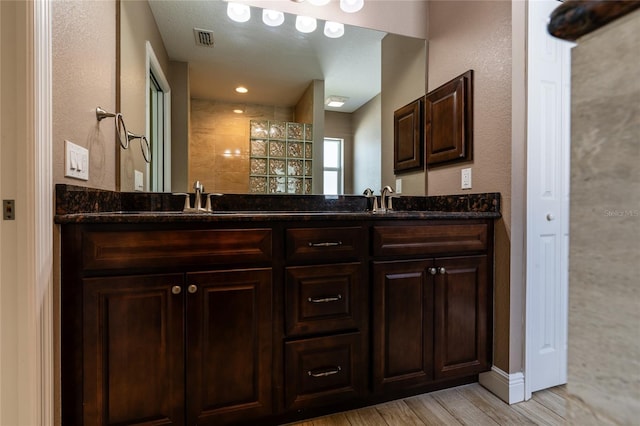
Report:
171,285,182,295
188,284,198,294
429,268,437,275
438,267,446,275
546,213,555,221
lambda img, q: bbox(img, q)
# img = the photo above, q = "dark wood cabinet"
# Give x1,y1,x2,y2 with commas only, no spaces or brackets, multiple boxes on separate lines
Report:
393,97,424,173
283,226,368,413
434,256,491,379
82,274,185,426
371,221,492,396
61,218,493,425
425,70,473,167
186,269,273,425
372,260,434,393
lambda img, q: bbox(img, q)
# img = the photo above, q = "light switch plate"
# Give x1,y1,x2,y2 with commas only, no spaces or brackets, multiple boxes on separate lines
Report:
461,168,472,189
134,170,144,191
65,140,89,181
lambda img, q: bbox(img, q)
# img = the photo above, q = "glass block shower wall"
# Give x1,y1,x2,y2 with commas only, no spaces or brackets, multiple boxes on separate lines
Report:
249,120,313,194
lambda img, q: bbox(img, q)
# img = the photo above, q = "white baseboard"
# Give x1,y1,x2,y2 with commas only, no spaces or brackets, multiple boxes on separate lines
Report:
479,366,525,404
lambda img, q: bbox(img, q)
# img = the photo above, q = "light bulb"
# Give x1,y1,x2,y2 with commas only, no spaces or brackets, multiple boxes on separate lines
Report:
262,9,284,27
295,16,317,33
340,0,364,13
227,2,250,23
324,21,344,38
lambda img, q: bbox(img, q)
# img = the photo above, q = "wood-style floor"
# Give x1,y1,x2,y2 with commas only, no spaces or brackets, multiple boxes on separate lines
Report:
288,384,567,426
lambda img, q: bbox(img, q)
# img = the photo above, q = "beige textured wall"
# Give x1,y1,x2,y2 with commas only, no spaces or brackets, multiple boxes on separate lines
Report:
189,99,294,194
52,0,116,190
568,10,640,424
353,94,382,194
427,0,512,371
119,0,170,191
381,34,428,194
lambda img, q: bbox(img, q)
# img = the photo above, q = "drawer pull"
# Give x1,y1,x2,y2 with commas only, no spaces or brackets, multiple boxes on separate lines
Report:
308,294,342,304
308,366,342,378
307,241,343,247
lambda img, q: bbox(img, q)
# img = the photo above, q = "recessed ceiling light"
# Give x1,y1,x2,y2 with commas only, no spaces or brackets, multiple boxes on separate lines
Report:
235,86,248,94
326,96,348,108
233,109,244,114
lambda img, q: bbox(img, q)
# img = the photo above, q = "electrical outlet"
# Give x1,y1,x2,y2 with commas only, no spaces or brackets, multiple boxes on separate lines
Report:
65,140,89,181
134,170,144,191
461,168,472,189
395,178,402,194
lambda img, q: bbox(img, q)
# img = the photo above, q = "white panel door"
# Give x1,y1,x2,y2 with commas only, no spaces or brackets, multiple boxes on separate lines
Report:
526,0,573,396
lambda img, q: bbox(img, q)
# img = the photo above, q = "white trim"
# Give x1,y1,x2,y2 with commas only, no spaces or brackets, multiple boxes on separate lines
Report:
479,366,525,404
145,41,171,192
29,0,54,423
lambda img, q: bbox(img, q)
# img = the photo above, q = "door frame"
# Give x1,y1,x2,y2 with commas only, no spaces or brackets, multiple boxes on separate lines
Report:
0,0,53,423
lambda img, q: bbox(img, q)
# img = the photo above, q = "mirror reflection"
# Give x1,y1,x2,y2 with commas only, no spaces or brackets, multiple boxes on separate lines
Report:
118,0,424,194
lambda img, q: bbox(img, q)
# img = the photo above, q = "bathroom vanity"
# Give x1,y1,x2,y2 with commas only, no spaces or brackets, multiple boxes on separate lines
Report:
56,185,499,425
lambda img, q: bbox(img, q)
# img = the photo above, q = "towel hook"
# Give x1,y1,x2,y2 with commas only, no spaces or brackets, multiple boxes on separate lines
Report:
127,131,152,163
96,106,129,149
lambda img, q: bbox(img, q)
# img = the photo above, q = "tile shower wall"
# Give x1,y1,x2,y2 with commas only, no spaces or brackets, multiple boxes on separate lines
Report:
249,120,313,194
190,99,294,193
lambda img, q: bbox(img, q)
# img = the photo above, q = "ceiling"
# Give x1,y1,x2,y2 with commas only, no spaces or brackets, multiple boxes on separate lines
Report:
147,0,386,113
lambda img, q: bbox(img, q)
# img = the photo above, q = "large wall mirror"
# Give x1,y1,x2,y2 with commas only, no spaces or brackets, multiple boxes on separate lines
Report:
118,0,426,194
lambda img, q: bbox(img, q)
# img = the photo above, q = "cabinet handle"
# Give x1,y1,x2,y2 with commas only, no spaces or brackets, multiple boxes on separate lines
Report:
308,366,341,378
308,294,342,303
429,268,437,275
188,284,198,294
438,267,446,275
171,285,182,295
307,241,343,247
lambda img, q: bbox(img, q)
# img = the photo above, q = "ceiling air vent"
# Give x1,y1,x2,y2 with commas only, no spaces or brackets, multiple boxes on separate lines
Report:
194,28,215,47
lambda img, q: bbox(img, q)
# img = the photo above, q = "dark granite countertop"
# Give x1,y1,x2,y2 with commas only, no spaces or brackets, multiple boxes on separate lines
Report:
548,0,640,41
54,184,501,224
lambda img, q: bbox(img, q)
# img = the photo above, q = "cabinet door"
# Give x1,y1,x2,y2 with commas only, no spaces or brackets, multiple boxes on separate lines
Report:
186,269,273,425
434,255,491,379
83,274,185,426
372,260,434,393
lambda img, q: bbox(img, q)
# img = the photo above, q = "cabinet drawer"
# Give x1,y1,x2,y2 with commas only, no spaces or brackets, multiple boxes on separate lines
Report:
284,333,365,410
372,223,487,257
285,263,364,336
82,228,272,271
286,227,365,263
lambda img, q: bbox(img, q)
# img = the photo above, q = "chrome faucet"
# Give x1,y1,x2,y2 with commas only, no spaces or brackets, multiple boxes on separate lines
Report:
193,181,204,211
380,185,394,213
363,188,379,213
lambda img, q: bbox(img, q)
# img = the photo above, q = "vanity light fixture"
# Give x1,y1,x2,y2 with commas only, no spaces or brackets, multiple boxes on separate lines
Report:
324,21,344,38
227,2,251,23
295,15,317,33
262,9,285,27
340,0,364,13
235,86,248,94
326,96,348,108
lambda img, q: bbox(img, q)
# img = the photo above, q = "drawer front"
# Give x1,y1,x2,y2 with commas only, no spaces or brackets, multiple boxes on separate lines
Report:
284,333,365,410
286,227,365,263
83,228,272,271
372,223,487,257
285,263,364,336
